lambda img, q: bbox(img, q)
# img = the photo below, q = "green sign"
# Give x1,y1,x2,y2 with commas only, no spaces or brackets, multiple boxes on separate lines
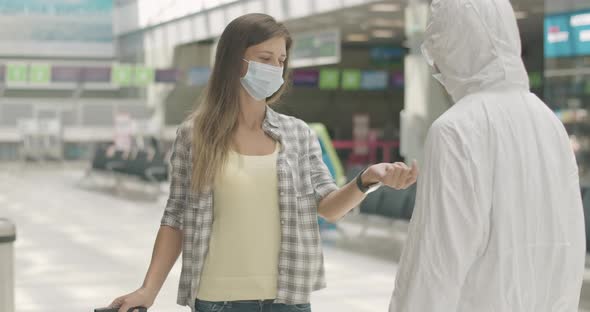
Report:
134,66,155,86
342,69,361,90
29,63,51,84
528,72,542,89
319,69,340,90
112,64,133,86
585,80,590,95
6,63,28,83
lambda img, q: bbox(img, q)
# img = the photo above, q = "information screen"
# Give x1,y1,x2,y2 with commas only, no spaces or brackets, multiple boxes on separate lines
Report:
545,10,590,58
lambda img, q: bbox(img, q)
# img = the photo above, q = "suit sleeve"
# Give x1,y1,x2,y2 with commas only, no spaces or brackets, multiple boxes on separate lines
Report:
389,123,487,312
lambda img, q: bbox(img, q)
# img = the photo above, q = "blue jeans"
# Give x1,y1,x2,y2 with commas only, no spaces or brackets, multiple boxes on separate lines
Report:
195,299,312,312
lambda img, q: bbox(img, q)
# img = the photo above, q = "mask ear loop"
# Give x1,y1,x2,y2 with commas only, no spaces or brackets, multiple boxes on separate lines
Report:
420,43,435,68
241,59,251,79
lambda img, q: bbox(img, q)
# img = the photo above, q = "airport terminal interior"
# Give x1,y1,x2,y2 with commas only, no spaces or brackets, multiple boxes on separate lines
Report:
1,0,590,311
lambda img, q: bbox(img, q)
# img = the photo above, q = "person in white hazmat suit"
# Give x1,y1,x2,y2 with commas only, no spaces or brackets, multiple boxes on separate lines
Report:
389,0,586,311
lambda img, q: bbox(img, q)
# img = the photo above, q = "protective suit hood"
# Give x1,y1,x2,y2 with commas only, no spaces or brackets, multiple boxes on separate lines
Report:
421,0,530,102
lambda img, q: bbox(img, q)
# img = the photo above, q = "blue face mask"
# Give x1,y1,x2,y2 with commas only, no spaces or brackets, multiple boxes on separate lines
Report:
240,59,285,101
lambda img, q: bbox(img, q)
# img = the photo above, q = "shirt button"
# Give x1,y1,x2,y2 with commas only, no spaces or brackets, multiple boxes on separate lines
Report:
281,220,286,225
280,192,285,196
280,270,286,275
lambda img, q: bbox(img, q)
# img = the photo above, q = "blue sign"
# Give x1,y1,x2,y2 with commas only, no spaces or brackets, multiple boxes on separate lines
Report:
545,14,573,58
361,71,388,90
545,10,590,58
0,0,113,43
370,47,405,66
371,47,404,60
187,67,211,86
0,0,112,14
571,11,590,56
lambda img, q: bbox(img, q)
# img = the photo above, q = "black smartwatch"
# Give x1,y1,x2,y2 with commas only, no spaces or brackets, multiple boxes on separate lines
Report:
356,168,382,194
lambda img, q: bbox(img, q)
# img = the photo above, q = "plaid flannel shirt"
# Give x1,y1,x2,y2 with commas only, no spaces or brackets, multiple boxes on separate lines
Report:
161,107,339,310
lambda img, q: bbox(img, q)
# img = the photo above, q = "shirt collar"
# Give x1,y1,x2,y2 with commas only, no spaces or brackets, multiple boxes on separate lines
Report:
262,106,283,145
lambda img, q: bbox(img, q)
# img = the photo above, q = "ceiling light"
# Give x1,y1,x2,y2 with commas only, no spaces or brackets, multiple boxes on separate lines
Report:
372,29,395,39
514,11,528,19
371,18,404,28
346,33,369,42
370,3,401,13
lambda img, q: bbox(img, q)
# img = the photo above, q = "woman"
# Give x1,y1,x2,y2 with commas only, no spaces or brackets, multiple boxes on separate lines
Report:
108,13,418,312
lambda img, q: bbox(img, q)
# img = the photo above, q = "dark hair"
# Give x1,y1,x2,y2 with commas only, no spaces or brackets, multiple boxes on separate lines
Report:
190,14,292,193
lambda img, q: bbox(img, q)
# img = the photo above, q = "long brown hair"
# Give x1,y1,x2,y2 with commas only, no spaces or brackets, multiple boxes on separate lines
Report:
189,13,292,193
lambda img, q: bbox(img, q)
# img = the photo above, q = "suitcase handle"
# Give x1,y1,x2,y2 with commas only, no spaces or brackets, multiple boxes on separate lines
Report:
94,307,147,312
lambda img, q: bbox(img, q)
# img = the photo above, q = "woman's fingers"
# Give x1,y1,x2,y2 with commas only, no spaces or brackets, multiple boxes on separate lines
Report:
385,162,418,190
395,163,408,189
387,163,407,190
109,296,125,309
403,160,419,188
372,161,419,190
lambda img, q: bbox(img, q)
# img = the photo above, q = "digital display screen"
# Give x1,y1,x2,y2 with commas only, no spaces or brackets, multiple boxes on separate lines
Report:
361,71,388,90
292,69,319,87
391,71,404,88
52,66,81,82
155,69,181,83
341,69,361,90
319,69,340,90
545,10,590,58
81,67,111,82
187,67,211,86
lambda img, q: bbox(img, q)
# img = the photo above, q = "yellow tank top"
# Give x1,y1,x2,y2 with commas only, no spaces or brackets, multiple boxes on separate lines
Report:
195,144,281,301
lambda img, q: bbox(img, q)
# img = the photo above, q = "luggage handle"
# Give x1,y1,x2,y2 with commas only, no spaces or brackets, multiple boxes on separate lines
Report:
94,307,147,312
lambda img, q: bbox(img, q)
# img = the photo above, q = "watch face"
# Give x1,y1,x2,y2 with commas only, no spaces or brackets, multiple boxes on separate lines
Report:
365,182,383,194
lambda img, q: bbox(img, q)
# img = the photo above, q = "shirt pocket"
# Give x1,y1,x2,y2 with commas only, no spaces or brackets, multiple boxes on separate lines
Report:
286,152,314,197
286,152,320,233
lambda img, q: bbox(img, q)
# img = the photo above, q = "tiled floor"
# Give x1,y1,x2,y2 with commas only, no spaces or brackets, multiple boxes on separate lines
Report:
0,164,401,312
2,164,590,312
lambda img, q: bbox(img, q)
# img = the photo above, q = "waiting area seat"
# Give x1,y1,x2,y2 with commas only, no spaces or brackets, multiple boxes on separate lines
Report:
359,185,416,221
90,144,169,183
85,142,170,199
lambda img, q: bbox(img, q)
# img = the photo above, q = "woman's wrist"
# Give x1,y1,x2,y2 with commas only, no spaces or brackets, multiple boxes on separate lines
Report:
140,284,159,300
361,165,380,186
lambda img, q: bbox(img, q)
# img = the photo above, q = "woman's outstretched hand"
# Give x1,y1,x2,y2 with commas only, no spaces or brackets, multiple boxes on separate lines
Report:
362,160,419,190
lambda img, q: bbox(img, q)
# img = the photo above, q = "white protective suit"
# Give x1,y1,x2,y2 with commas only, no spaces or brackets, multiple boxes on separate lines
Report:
389,0,586,311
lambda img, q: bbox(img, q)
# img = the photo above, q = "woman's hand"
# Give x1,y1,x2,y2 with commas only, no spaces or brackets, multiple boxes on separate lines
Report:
362,160,419,190
109,287,156,312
